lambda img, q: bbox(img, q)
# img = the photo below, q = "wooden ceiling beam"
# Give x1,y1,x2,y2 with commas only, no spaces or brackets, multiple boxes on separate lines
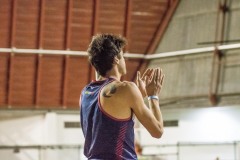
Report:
147,0,179,54
65,0,72,50
35,0,45,108
7,0,17,108
131,0,180,81
62,0,72,108
124,0,132,52
88,0,100,81
10,0,17,47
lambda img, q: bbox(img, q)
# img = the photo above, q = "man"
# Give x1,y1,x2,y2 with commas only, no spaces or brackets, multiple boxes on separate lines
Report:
80,34,164,160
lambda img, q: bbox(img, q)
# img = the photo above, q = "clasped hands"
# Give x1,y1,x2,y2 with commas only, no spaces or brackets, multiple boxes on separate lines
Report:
135,68,164,98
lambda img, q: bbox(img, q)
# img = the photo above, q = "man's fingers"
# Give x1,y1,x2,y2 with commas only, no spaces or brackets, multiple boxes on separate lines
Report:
141,69,149,78
161,74,165,85
148,69,154,80
144,76,147,82
142,68,151,79
157,68,161,81
154,68,160,83
135,71,140,86
158,68,162,81
138,71,142,81
152,68,158,83
151,68,164,85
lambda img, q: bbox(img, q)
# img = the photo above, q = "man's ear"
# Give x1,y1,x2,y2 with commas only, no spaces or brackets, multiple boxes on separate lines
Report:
113,56,120,64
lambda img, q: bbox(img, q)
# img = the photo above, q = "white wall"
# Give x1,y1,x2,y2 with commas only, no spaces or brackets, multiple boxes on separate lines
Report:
0,112,83,160
140,105,240,145
139,105,240,160
0,114,45,145
0,112,83,145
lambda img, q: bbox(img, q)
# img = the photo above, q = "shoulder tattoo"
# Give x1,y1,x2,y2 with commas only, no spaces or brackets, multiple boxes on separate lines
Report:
102,85,117,98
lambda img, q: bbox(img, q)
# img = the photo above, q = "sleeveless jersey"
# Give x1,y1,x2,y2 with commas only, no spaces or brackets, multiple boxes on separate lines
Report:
80,78,137,160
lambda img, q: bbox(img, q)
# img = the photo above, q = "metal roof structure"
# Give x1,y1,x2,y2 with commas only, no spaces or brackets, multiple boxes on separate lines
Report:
0,0,179,109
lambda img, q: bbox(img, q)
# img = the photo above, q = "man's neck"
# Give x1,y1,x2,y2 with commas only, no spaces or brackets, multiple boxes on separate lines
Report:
105,68,122,81
108,75,120,81
97,70,121,81
98,75,120,81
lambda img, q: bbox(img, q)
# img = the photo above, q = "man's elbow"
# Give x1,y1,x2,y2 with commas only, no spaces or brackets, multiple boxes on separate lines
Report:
151,129,164,139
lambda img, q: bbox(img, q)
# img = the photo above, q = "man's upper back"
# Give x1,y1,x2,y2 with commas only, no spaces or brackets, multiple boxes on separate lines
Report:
99,79,136,120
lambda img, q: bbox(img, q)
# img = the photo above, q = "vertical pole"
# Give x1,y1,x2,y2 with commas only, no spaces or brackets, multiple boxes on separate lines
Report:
177,142,180,160
209,0,229,105
78,146,81,160
234,142,236,160
38,146,42,160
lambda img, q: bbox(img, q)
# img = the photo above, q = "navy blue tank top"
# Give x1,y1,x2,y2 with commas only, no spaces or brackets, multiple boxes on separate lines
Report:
80,78,137,160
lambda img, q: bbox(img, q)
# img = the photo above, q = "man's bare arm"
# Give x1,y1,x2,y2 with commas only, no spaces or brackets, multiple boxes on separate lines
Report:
133,68,165,138
126,82,163,138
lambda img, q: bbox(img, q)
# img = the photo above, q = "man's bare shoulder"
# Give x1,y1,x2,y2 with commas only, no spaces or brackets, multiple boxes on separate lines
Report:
101,81,137,100
113,81,138,94
114,81,142,105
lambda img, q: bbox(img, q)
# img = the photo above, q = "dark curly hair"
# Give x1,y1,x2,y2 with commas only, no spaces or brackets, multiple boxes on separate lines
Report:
87,34,127,77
